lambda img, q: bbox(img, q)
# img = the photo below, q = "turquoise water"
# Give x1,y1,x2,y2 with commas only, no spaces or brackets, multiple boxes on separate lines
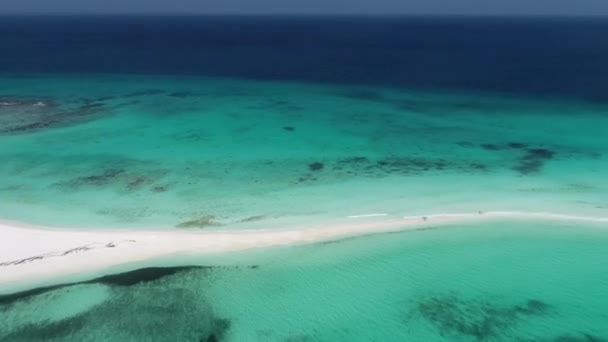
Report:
2,73,607,341
2,17,608,342
1,74,607,228
1,220,608,341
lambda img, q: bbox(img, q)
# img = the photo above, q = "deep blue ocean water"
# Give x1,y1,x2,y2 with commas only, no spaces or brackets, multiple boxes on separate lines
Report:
1,16,608,101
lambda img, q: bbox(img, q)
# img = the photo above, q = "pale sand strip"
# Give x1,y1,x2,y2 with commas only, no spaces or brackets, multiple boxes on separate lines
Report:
0,211,607,293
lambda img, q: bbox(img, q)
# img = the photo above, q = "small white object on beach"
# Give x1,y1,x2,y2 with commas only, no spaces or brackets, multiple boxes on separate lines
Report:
347,213,388,219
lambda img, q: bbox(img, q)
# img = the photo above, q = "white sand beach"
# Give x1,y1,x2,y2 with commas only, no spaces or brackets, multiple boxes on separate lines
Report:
1,211,607,294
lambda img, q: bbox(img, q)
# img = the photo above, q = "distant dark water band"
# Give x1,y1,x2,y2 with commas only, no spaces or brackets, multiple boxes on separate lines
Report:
1,16,607,102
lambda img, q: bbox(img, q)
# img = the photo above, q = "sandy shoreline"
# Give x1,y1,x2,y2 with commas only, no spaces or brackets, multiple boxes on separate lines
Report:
1,211,607,294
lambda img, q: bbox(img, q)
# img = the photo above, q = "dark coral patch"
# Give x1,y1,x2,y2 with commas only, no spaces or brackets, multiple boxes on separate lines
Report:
94,266,201,287
0,265,234,342
513,148,556,175
74,169,126,186
200,319,231,342
550,333,607,342
374,157,450,173
480,143,502,151
126,176,150,190
526,148,555,159
412,294,551,340
56,166,167,192
0,96,106,134
238,215,266,223
0,266,204,304
0,283,67,305
176,215,221,228
151,184,170,193
308,162,324,171
513,299,552,315
296,175,318,183
469,162,487,171
513,159,544,175
507,142,527,149
2,315,88,341
283,126,295,132
338,156,369,164
295,155,490,182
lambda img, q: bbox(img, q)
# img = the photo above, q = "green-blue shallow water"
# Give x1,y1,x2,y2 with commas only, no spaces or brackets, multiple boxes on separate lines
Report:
1,220,607,341
1,74,607,228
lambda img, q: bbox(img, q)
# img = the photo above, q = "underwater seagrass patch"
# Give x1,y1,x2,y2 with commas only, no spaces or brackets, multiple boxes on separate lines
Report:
546,333,607,342
409,294,552,341
55,166,169,193
294,155,489,184
176,215,222,228
1,286,231,342
513,148,556,175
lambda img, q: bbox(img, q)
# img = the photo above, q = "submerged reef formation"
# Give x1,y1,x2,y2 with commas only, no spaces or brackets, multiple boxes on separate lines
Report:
295,155,489,184
308,162,325,171
0,266,235,341
0,96,107,134
176,215,221,229
513,148,556,175
409,294,552,341
288,153,494,184
526,334,607,342
455,141,561,176
54,165,169,193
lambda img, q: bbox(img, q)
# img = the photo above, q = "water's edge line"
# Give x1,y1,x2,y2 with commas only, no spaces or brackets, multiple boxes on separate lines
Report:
0,211,607,294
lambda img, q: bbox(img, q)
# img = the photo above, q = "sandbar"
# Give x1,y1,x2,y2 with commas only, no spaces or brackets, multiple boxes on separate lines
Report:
1,211,607,294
